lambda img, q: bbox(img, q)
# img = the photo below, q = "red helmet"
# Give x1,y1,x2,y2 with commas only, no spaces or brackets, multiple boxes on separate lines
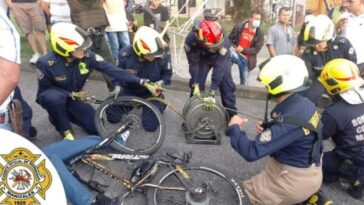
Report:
196,19,224,50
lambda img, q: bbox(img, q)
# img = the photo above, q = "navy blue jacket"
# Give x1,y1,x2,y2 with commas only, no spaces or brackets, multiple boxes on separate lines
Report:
117,46,172,95
184,32,232,91
226,94,320,168
303,37,357,77
36,50,141,101
322,98,364,162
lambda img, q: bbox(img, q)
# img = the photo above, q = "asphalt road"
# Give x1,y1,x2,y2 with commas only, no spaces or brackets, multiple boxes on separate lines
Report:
18,70,364,205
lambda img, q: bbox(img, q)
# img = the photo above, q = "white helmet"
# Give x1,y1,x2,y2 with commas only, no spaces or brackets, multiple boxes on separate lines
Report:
50,22,92,57
304,15,335,47
133,26,165,58
259,55,310,96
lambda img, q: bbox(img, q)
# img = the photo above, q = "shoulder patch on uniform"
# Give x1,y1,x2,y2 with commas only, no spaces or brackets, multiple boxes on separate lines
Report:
333,45,338,50
259,129,272,142
95,54,104,62
349,47,355,55
84,52,90,58
48,60,54,66
36,69,44,80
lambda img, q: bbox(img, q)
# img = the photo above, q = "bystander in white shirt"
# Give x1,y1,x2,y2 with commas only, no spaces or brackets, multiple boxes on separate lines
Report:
341,12,364,65
0,11,20,113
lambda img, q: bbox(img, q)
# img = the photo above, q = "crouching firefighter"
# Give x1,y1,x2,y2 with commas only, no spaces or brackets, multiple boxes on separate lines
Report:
319,58,364,199
226,55,326,204
36,23,161,140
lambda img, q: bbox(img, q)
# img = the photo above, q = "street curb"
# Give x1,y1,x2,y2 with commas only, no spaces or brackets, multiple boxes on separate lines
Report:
22,60,269,101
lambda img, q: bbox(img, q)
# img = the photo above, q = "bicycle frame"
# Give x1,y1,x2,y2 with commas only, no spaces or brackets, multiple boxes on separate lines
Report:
75,150,207,202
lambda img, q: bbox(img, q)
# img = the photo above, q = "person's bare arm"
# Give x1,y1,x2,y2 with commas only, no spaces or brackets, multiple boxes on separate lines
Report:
40,0,51,16
0,57,20,104
267,44,276,57
5,0,11,6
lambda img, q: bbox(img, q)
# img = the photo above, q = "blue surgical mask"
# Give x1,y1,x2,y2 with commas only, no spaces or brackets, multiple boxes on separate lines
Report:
252,20,261,28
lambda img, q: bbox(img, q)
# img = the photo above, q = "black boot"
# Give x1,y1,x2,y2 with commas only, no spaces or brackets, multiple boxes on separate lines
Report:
303,190,333,205
91,193,123,205
347,179,364,199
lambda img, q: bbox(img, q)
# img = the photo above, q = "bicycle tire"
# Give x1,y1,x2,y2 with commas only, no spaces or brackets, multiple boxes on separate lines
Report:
94,96,166,155
146,164,249,205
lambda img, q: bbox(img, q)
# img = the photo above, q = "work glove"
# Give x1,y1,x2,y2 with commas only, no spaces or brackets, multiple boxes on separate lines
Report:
191,83,201,97
154,80,164,87
110,85,121,100
69,91,90,101
203,90,216,110
141,79,165,96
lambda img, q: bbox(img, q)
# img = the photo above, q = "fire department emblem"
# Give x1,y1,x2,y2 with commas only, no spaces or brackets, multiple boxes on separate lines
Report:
0,148,52,205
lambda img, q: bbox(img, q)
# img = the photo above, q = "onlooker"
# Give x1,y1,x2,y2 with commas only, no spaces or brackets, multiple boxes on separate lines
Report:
40,0,71,25
228,9,264,85
143,0,169,35
267,7,295,56
329,0,350,36
1,0,9,16
0,10,20,131
339,0,364,76
318,59,364,199
101,0,130,64
125,0,138,43
7,0,48,64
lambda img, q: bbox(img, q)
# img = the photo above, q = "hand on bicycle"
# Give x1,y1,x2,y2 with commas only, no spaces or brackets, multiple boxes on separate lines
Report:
203,90,216,110
142,79,165,97
69,90,91,101
110,85,121,100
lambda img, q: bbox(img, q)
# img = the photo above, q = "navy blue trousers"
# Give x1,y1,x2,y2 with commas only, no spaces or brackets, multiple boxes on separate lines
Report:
37,89,97,135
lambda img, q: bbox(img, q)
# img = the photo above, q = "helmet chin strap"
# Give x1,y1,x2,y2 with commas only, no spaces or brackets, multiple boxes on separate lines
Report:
262,94,270,129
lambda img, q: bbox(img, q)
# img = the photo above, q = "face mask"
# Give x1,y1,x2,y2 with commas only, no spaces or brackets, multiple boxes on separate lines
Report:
252,20,261,28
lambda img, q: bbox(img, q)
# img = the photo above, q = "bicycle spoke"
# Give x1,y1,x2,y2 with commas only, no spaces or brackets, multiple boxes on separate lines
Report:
149,167,243,205
95,96,165,154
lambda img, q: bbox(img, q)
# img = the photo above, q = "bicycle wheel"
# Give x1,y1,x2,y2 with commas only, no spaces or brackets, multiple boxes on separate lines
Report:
146,165,249,205
94,96,166,155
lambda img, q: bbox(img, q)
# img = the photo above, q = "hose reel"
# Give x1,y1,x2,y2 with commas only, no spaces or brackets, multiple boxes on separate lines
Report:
182,96,227,145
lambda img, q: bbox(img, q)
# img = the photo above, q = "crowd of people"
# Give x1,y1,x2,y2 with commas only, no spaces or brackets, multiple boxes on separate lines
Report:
1,0,364,204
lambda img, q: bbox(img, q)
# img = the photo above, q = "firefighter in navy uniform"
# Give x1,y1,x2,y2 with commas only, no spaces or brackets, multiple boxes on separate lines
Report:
36,23,161,140
301,15,357,106
115,26,171,133
319,59,364,199
184,14,237,117
227,55,324,204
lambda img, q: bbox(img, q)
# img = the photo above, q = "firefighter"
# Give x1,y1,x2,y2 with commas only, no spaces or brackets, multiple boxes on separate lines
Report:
184,14,237,117
36,22,161,140
319,58,364,199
